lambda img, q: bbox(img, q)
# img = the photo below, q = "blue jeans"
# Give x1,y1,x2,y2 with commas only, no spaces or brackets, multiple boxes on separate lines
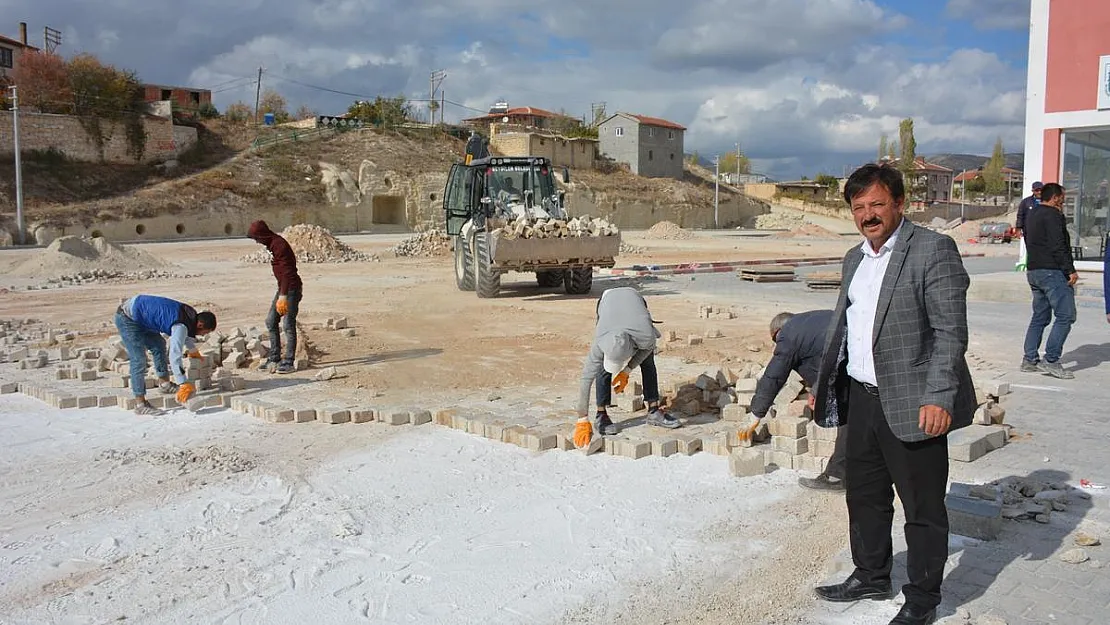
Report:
114,311,169,398
1023,269,1077,364
596,352,661,409
266,289,302,364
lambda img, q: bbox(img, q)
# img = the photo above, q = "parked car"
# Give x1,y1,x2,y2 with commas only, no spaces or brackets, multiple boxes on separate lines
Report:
978,222,1015,244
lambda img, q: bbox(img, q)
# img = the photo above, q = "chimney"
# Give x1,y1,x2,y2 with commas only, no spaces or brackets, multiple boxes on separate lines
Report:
19,22,27,45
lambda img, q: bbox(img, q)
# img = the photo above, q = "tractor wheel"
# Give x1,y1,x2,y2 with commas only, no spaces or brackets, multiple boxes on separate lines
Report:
564,267,593,295
474,230,501,298
454,237,475,291
536,270,565,288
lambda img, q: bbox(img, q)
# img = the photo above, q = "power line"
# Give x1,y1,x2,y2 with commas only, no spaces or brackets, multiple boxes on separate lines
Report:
265,71,488,115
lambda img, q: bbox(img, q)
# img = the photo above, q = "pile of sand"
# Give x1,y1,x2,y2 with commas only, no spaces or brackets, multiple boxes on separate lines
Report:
772,223,843,239
388,229,452,257
10,236,171,280
240,224,379,264
754,212,805,230
645,221,696,240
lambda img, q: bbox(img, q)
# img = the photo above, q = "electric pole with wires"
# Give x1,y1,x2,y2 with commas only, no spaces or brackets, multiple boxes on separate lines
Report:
253,67,263,123
7,85,24,244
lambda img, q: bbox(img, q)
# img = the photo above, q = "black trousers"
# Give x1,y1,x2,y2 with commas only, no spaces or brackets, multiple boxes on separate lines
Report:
596,352,661,409
846,378,949,609
825,425,848,480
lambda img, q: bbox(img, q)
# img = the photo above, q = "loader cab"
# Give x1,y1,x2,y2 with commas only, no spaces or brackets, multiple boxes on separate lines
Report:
442,157,566,235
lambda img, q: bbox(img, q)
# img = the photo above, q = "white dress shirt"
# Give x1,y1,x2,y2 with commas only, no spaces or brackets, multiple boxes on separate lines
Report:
846,220,904,387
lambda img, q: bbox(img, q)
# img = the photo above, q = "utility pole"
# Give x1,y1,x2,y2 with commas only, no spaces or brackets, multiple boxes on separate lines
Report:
714,155,720,229
8,85,24,244
253,66,263,123
429,70,446,125
735,141,742,184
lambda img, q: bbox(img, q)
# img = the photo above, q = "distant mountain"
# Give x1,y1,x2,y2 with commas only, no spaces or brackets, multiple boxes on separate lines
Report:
927,153,1025,173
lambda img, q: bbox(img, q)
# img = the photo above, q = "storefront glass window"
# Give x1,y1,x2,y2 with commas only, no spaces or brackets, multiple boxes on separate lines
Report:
1061,129,1110,258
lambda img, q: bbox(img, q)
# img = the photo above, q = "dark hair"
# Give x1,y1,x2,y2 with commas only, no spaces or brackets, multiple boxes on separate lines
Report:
197,311,217,330
843,163,905,205
1040,182,1065,203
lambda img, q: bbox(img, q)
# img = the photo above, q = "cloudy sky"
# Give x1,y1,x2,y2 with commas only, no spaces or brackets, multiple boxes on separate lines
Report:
1,0,1031,179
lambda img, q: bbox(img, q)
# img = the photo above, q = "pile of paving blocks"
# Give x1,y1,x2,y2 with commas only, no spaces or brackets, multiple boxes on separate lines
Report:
949,381,1012,462
945,477,1095,541
324,316,356,338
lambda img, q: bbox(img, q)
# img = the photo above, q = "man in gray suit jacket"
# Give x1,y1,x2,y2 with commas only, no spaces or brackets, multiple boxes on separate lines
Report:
811,163,975,625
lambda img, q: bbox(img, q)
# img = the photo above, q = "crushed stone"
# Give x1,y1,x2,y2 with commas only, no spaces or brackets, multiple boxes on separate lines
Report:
240,224,379,264
388,229,452,257
10,236,173,280
644,221,696,240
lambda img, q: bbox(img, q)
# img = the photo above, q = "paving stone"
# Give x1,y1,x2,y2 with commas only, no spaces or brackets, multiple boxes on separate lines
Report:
57,396,78,409
702,432,731,456
794,453,828,473
293,409,316,423
769,416,808,438
946,482,1003,540
0,382,18,394
410,410,432,426
264,408,295,423
351,409,376,424
675,435,702,455
812,439,838,458
79,370,98,382
434,409,456,426
734,392,755,408
483,421,507,441
949,425,1008,462
319,408,352,424
98,395,119,408
687,335,703,346
502,425,527,446
653,439,679,457
385,411,411,425
618,440,652,459
729,448,768,477
721,403,747,422
772,435,809,455
523,430,558,451
765,449,795,469
76,396,98,409
735,378,758,393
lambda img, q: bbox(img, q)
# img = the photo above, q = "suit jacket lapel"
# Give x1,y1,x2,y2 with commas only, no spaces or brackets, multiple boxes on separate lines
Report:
872,219,914,347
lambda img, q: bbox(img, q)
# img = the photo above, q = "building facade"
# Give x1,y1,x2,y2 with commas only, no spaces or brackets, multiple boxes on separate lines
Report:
489,130,597,169
462,105,579,134
1024,0,1110,255
0,23,37,81
141,84,213,112
597,112,685,179
911,158,953,203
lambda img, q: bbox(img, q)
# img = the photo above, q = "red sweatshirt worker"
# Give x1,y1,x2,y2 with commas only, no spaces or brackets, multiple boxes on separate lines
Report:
247,221,303,374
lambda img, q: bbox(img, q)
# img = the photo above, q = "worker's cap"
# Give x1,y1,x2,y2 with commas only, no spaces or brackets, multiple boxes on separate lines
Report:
1032,181,1044,190
599,332,635,375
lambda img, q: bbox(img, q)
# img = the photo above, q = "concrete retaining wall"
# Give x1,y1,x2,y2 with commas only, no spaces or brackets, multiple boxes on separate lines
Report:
0,111,182,164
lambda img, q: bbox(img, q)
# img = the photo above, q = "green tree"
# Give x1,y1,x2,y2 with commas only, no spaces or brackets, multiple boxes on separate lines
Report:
224,101,252,122
258,89,290,122
982,137,1006,195
878,134,888,162
898,118,916,175
346,95,412,127
719,150,751,176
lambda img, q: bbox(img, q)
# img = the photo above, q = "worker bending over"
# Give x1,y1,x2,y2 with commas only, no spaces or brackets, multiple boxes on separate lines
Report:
114,294,216,415
248,220,303,374
574,287,682,447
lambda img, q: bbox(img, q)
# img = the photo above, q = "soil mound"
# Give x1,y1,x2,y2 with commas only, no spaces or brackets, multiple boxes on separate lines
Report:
645,221,696,240
11,236,171,279
240,224,378,263
772,223,843,239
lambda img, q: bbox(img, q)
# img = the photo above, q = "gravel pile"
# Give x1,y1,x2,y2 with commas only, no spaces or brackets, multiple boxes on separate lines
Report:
10,236,171,280
388,229,452,257
240,224,379,264
771,223,842,239
619,241,647,255
644,221,696,240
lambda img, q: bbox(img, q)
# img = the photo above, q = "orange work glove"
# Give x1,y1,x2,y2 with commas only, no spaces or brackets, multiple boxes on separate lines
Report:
176,382,196,404
612,370,630,393
187,350,202,359
572,417,592,448
275,296,289,316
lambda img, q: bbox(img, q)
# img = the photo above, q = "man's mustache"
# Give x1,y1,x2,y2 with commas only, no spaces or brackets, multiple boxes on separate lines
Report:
862,217,882,227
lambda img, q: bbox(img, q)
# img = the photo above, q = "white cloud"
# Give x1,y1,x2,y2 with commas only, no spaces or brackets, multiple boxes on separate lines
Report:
945,0,1031,31
12,0,1029,179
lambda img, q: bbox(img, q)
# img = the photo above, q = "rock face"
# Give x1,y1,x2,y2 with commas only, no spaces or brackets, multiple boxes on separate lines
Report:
319,162,362,207
315,159,448,230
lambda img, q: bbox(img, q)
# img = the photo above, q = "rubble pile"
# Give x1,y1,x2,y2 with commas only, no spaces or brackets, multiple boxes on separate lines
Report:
240,224,379,264
644,220,696,240
772,223,842,239
494,215,620,240
984,478,1094,524
388,229,452,257
33,269,199,289
619,241,647,255
0,318,88,368
754,212,805,230
9,236,173,281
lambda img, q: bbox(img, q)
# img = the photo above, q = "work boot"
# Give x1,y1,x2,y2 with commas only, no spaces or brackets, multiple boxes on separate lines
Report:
134,400,163,416
1020,358,1040,372
158,381,179,394
646,408,682,429
1039,361,1074,379
275,361,296,374
257,358,275,372
798,473,845,492
594,411,618,436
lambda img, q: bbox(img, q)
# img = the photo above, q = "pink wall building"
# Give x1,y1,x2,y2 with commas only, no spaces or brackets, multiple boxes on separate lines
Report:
1024,0,1110,255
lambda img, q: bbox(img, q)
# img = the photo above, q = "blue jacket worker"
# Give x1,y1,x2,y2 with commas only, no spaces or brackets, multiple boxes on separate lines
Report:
113,295,217,415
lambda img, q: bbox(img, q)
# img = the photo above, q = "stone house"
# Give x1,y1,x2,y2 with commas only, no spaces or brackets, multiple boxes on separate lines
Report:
141,84,213,112
462,104,580,134
597,112,686,179
489,129,597,169
0,23,38,81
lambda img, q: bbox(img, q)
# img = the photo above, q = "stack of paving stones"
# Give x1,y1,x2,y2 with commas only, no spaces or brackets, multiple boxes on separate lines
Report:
945,476,1097,543
950,381,1012,462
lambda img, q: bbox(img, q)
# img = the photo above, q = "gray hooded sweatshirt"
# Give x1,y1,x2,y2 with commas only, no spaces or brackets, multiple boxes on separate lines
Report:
577,287,660,414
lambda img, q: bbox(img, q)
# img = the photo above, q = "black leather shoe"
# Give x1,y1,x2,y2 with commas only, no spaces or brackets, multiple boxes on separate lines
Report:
888,603,936,624
798,473,845,492
814,577,893,603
